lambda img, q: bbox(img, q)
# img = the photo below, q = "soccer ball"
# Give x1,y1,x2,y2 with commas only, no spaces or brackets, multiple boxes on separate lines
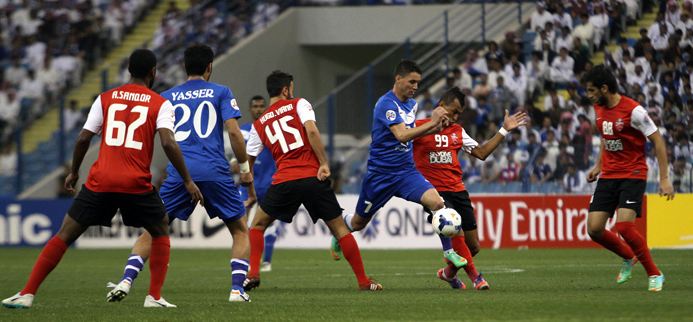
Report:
431,208,462,237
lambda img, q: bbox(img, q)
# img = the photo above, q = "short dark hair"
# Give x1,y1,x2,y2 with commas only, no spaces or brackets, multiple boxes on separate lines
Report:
266,70,293,97
581,64,618,93
438,86,465,108
128,49,157,79
249,95,265,104
394,60,422,77
184,44,214,76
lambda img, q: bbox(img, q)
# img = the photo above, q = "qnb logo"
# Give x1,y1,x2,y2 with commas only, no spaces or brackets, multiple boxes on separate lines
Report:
0,204,54,245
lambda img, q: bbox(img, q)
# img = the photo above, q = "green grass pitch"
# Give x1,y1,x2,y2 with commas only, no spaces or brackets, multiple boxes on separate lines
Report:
1,248,692,321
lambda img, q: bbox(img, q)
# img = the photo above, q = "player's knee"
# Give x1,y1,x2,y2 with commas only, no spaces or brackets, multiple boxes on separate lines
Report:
587,227,605,240
468,244,480,256
431,199,445,212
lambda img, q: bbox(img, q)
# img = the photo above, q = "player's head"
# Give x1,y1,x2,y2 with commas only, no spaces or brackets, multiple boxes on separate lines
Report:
184,44,214,80
437,87,466,124
582,64,617,106
249,95,266,120
266,70,294,99
128,49,157,88
393,60,422,99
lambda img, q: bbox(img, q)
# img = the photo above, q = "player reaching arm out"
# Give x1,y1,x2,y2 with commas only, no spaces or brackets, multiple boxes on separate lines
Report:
467,109,528,161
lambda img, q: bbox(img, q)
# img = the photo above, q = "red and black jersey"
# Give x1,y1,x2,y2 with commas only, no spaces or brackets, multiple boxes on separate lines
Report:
413,120,478,192
594,95,656,180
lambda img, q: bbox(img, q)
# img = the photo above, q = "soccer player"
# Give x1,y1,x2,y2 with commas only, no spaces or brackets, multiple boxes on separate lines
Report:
237,95,279,272
413,87,527,290
330,60,468,268
106,45,254,303
583,65,674,292
2,49,203,309
243,70,382,291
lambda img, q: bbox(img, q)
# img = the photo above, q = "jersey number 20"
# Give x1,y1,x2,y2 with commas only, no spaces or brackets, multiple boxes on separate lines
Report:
265,115,304,153
105,104,148,150
173,101,217,141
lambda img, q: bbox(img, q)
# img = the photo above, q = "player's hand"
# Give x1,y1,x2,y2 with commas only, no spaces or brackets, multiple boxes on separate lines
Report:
239,171,253,186
659,178,675,201
64,172,79,193
244,194,257,209
586,167,600,182
430,106,447,124
185,180,204,206
317,164,331,181
503,109,528,131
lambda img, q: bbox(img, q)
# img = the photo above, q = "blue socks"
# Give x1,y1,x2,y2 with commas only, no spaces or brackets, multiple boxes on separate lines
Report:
230,258,249,291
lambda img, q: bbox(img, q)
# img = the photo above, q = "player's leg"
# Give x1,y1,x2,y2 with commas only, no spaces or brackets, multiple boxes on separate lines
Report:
2,214,88,308
415,182,466,268
304,177,381,291
4,187,110,308
332,171,393,260
121,190,175,308
225,217,251,301
108,180,191,302
324,216,381,291
587,179,637,271
139,215,176,307
448,191,488,289
245,205,275,290
106,231,152,302
610,180,663,291
262,221,278,272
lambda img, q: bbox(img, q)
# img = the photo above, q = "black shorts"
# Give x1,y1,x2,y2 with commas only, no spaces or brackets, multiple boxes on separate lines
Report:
425,190,477,231
260,177,342,224
588,179,646,217
68,185,167,228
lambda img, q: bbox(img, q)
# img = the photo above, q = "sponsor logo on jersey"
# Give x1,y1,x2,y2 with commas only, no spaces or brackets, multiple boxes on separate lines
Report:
386,110,397,121
451,133,459,145
604,139,623,151
429,151,453,164
615,118,624,132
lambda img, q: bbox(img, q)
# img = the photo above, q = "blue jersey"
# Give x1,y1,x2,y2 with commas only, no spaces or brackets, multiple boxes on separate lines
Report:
367,90,419,173
239,122,275,200
161,79,240,182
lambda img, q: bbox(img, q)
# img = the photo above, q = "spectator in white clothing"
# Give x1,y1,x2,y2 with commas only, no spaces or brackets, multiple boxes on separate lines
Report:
531,2,554,32
572,14,594,48
549,47,575,85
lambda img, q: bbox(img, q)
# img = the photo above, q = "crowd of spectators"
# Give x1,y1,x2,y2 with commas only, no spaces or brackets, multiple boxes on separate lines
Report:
0,0,154,158
407,0,691,194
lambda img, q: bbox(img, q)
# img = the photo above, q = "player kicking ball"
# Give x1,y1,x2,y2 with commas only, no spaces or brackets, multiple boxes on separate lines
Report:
331,60,469,270
2,49,203,309
583,65,673,292
106,45,254,304
413,87,527,290
243,71,382,292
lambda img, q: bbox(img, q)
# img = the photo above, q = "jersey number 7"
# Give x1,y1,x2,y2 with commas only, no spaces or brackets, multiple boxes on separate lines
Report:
265,115,304,153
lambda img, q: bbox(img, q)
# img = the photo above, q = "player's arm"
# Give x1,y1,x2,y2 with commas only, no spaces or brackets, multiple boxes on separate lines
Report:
469,109,527,160
630,105,674,199
157,100,203,205
587,140,604,182
649,131,674,200
159,128,203,206
64,129,96,193
65,95,103,192
389,106,448,142
245,125,264,208
225,118,253,186
297,99,330,181
305,120,330,181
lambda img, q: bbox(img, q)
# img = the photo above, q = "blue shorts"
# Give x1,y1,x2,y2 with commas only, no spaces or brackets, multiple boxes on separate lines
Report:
355,169,434,218
159,179,245,222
